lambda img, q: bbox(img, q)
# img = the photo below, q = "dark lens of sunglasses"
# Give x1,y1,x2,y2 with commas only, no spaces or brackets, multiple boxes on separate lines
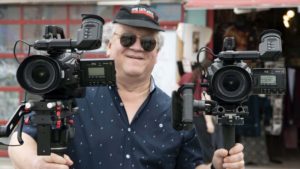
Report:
141,37,156,52
120,33,136,47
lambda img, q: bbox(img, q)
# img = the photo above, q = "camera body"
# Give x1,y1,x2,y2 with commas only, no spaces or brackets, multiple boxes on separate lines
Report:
16,14,115,99
79,58,115,86
206,61,286,103
252,68,286,94
203,30,285,118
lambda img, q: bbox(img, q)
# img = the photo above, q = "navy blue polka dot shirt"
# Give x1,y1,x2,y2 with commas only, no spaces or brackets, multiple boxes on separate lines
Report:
24,85,203,169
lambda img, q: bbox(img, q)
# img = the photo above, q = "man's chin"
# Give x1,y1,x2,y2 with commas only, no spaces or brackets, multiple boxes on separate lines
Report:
127,71,144,77
124,69,146,78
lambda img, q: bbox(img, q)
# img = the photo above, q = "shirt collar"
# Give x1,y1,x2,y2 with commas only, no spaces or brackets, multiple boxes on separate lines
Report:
150,76,156,93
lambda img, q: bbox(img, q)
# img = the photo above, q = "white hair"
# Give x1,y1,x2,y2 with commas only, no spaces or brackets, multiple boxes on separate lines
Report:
102,21,115,46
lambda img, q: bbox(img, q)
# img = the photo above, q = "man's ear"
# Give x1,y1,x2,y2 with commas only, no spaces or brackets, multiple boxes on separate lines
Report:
154,52,158,64
106,48,110,56
106,41,112,56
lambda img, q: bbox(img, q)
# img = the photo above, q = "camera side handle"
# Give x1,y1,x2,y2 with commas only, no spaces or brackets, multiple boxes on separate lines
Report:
0,104,26,137
222,125,235,151
0,104,28,146
182,84,194,124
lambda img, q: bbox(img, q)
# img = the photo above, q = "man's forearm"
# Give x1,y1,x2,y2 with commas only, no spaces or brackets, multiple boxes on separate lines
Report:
8,132,38,169
195,163,212,169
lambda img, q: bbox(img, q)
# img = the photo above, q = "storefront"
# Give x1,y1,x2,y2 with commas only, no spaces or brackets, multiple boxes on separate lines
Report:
185,0,300,164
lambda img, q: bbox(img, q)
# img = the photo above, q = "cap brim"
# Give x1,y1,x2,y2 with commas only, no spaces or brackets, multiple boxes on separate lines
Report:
113,19,164,31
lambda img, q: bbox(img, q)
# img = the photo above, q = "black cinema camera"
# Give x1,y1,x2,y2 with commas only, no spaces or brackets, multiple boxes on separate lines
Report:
203,29,285,120
172,29,286,150
0,14,116,156
17,14,115,99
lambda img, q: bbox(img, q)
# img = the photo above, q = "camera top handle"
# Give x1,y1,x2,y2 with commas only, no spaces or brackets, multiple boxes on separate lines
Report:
218,29,282,62
33,14,105,52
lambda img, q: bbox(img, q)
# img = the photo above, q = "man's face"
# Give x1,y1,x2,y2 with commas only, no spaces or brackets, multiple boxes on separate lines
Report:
107,24,159,79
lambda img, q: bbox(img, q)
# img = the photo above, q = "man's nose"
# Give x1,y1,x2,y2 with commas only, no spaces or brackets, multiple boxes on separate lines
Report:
129,38,144,51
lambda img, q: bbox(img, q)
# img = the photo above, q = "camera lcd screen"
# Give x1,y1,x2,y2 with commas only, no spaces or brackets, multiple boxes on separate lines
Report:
260,75,276,85
88,67,105,76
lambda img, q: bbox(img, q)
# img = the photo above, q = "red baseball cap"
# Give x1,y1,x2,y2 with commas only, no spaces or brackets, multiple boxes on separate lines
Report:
113,5,164,31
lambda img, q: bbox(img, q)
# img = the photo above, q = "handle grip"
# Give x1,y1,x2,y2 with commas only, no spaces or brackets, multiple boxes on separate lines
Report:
222,125,235,151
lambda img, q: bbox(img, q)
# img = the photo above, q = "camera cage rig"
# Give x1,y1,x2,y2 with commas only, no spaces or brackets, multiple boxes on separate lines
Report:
172,29,286,150
0,14,112,156
0,99,77,155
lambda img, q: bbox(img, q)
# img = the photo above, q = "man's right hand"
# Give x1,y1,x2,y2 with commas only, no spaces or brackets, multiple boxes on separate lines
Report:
8,132,73,169
32,153,73,169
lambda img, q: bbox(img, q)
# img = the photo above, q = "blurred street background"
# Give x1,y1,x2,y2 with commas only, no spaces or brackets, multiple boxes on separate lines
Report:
1,0,300,169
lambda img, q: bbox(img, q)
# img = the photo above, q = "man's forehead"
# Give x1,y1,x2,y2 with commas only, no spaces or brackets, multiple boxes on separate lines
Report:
115,23,158,35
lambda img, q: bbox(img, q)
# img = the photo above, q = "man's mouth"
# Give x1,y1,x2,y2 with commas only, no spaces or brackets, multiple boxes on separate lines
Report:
127,55,143,60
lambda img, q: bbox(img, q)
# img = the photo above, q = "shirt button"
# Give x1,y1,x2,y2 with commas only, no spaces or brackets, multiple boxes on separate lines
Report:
126,154,131,159
128,127,131,132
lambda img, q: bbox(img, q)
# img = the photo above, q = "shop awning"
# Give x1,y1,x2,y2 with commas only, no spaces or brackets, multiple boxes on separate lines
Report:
185,0,300,9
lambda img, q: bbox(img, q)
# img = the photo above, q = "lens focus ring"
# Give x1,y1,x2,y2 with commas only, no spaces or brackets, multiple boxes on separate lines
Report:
212,66,252,103
16,55,61,94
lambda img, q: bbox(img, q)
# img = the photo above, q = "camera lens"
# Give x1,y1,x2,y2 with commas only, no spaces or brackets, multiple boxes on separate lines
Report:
31,65,51,84
212,66,252,103
222,74,240,92
24,60,55,91
17,55,61,94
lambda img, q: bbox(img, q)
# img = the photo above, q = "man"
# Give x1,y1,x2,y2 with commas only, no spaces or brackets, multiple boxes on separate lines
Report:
8,5,245,169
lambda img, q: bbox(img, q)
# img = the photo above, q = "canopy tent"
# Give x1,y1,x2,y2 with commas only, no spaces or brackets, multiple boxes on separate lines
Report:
185,0,300,9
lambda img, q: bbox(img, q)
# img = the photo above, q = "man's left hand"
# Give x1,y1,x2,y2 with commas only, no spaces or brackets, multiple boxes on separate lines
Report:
212,143,245,169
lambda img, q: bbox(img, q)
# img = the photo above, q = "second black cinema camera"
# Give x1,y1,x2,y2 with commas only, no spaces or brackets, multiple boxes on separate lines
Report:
172,29,286,149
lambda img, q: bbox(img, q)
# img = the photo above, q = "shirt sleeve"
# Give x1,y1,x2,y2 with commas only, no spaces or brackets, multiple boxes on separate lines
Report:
175,128,204,169
21,112,37,141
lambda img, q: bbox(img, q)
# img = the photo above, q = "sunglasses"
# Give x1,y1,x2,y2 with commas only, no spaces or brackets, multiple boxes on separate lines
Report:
114,32,157,52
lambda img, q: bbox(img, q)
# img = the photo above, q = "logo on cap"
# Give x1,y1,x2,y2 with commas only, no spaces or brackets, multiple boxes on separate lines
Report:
131,7,154,20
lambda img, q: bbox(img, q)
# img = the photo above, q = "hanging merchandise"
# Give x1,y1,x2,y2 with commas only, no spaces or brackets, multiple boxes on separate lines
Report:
266,96,283,135
264,61,285,136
